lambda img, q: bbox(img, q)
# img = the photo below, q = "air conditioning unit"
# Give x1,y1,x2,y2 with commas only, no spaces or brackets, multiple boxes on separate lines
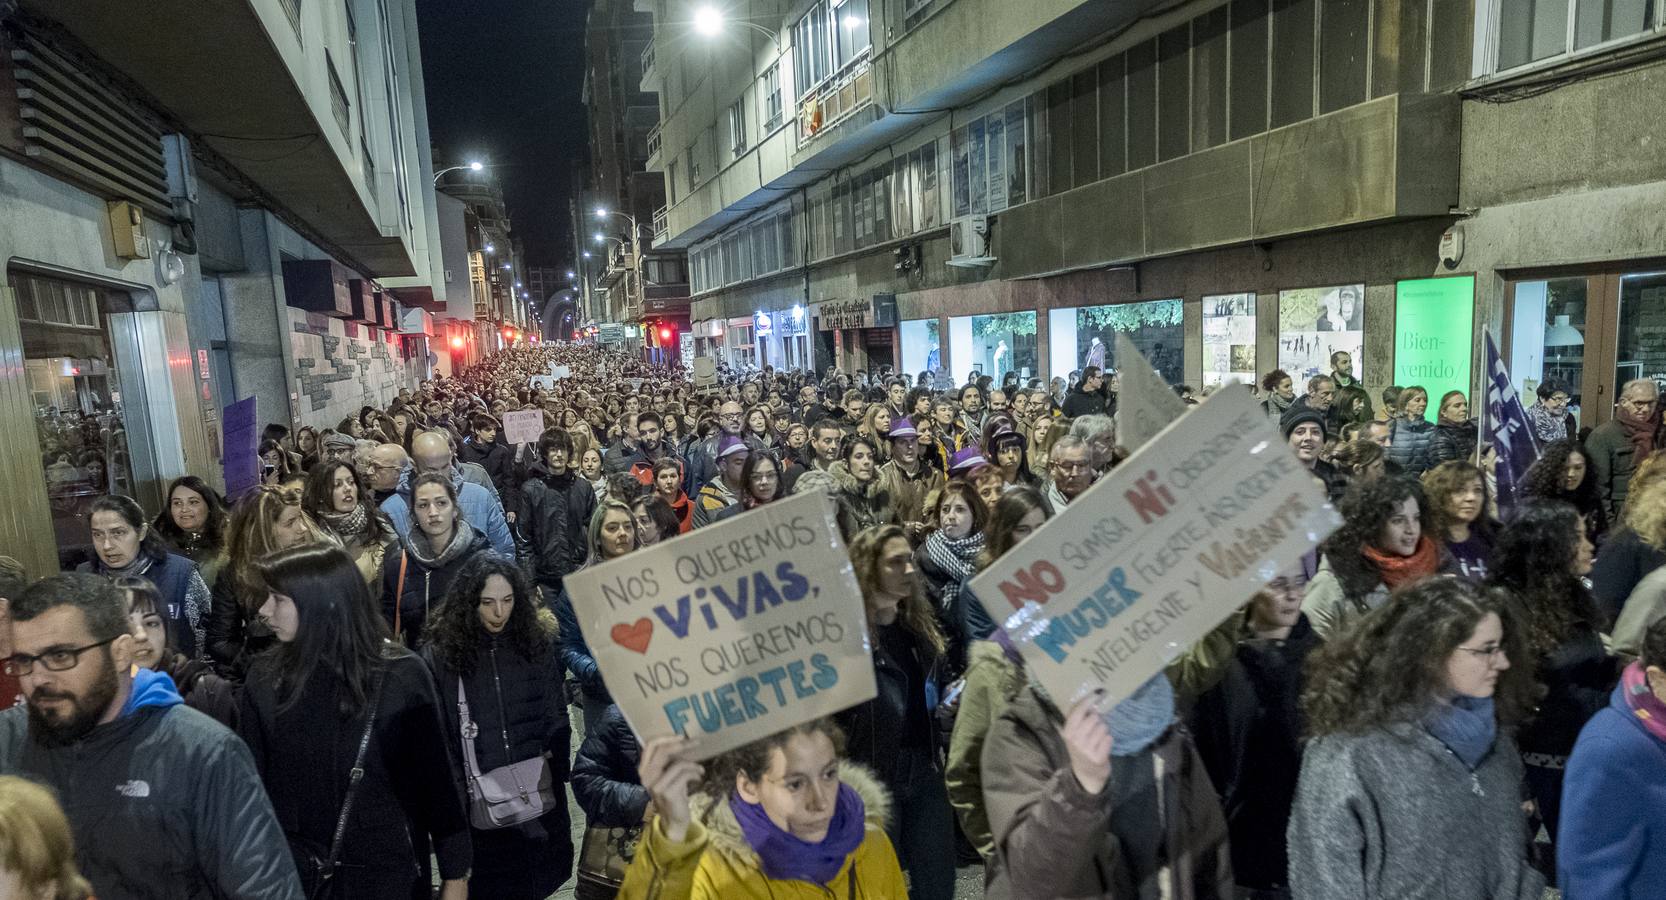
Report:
947,215,995,268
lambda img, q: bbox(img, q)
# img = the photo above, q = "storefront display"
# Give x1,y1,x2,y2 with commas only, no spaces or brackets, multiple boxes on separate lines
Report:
1047,300,1182,385
1394,277,1474,408
899,318,940,378
949,312,1037,386
1202,293,1256,386
1278,284,1364,381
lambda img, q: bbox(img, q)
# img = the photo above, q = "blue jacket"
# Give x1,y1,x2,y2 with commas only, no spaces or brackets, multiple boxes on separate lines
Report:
1558,681,1666,899
380,465,514,557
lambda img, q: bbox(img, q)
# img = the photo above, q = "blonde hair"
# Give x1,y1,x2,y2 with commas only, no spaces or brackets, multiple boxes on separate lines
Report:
1626,469,1666,551
1622,450,1666,528
0,776,92,900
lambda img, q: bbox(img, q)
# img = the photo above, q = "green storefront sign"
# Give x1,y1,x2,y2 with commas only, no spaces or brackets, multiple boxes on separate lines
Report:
1394,276,1475,410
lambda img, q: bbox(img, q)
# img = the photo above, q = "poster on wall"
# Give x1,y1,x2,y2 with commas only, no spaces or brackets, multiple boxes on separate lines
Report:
919,142,941,229
951,127,971,218
986,113,1008,214
1004,100,1027,209
1394,277,1474,407
1202,293,1257,386
969,117,989,216
1278,284,1365,382
221,397,259,501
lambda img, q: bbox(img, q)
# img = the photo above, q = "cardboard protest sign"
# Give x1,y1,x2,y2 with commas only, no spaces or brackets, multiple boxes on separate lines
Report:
567,491,877,759
529,375,558,391
628,377,644,393
551,365,571,380
502,409,544,446
968,383,1340,706
693,357,717,390
1114,332,1188,452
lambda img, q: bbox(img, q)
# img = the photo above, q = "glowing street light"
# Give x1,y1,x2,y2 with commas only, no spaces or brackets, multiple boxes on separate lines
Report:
433,160,485,183
693,5,723,36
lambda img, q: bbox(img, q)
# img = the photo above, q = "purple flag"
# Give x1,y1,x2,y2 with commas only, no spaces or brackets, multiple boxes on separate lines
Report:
1483,329,1539,510
221,397,260,502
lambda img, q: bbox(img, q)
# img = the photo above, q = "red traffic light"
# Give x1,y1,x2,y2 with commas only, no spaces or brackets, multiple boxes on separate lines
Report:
658,325,672,342
449,336,464,350
503,328,514,340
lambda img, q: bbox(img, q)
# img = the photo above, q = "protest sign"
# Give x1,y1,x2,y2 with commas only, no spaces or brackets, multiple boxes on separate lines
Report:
502,409,544,446
693,356,717,390
567,491,877,759
967,383,1340,706
529,375,558,391
1114,332,1188,452
221,397,259,501
551,365,571,380
629,377,644,393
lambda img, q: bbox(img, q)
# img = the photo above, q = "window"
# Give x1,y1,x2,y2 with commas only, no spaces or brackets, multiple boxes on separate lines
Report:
728,98,748,155
279,0,303,39
761,65,784,132
346,2,372,170
1491,0,1659,73
326,52,351,137
833,0,870,71
667,160,679,204
1047,301,1184,386
793,1,831,97
686,144,700,186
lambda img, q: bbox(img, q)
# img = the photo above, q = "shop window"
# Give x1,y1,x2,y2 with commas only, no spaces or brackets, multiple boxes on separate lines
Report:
1509,277,1589,420
1202,293,1257,386
950,312,1037,386
1047,300,1184,386
1394,278,1475,413
899,318,942,377
12,270,141,568
1277,284,1365,382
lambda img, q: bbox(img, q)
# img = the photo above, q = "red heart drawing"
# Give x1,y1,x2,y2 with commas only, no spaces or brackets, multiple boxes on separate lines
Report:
611,618,654,654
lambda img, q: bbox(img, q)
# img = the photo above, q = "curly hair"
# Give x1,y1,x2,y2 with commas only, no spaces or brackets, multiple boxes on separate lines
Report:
425,555,553,679
1303,576,1538,737
1487,500,1603,651
1319,476,1431,602
1626,476,1666,553
699,718,847,801
848,524,946,658
1260,369,1290,393
1421,461,1497,544
1622,450,1666,525
1519,439,1606,537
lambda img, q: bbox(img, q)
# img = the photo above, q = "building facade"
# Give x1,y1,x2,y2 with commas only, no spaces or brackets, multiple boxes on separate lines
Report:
0,0,449,575
643,0,1666,428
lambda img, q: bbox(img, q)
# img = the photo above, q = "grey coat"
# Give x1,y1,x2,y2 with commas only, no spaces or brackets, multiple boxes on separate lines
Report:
1287,723,1544,900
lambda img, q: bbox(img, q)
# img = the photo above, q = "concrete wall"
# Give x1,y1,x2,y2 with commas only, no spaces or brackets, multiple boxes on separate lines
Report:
289,309,419,429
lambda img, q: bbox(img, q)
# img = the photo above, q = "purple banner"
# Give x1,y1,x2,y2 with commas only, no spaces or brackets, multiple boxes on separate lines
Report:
1483,329,1539,511
221,397,259,501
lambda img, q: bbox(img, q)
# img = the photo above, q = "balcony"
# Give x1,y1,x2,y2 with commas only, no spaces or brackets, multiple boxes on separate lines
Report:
646,123,662,167
653,205,669,243
798,59,874,145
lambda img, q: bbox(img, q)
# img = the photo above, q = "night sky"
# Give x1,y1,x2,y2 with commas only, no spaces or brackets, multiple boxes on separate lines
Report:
415,0,591,267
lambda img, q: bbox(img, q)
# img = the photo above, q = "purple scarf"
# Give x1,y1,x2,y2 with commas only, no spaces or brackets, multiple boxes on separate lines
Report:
728,782,866,886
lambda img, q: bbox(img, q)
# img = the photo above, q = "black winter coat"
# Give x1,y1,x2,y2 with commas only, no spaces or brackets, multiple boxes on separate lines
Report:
551,585,610,705
1427,419,1479,467
380,529,494,646
836,623,940,788
423,631,574,900
458,435,516,503
1518,620,1618,759
1187,615,1321,891
206,569,277,680
571,704,649,827
1590,527,1666,623
238,650,472,899
518,468,597,592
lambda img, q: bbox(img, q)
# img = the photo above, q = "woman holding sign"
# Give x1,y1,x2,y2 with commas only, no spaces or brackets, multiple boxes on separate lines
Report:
838,525,955,900
618,722,906,899
1288,577,1544,900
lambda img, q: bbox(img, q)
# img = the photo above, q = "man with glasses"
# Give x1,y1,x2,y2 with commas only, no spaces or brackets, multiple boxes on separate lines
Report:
0,573,302,898
1588,378,1661,518
321,430,356,466
368,442,409,503
685,400,748,497
1043,435,1096,514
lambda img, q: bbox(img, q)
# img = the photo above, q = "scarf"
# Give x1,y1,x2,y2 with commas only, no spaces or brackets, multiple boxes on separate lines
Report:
1526,402,1568,444
321,502,370,545
1618,406,1657,458
1422,695,1497,771
1104,672,1175,757
99,552,155,579
729,782,866,886
407,519,478,568
1264,392,1295,417
922,531,985,613
1361,535,1440,590
1621,661,1666,744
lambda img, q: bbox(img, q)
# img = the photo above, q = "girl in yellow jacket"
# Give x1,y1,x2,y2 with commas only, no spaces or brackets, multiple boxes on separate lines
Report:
619,718,909,900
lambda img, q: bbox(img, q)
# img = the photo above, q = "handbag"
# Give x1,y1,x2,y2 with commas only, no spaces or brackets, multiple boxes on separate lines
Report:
575,822,643,893
457,676,558,829
288,665,388,900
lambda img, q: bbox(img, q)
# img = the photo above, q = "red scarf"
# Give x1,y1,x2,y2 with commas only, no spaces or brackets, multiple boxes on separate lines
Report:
1361,536,1441,590
1618,407,1658,458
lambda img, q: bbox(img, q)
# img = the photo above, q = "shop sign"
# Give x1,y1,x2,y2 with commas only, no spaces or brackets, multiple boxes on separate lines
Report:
1394,277,1474,407
754,311,774,338
818,298,875,331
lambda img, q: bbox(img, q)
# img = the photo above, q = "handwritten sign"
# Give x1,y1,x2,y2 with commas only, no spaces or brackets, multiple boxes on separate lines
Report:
502,409,545,446
693,357,717,390
568,491,877,759
1114,332,1188,452
551,365,571,380
967,384,1340,706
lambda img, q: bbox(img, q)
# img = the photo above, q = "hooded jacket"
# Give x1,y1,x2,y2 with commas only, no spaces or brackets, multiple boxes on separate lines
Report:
519,465,597,591
0,668,303,900
379,465,515,557
981,684,1233,900
382,521,494,645
693,477,742,528
458,434,515,501
827,461,900,542
618,762,906,900
1557,679,1666,899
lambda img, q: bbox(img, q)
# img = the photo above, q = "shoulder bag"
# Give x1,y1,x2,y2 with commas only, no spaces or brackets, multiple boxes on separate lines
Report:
457,676,558,829
288,665,388,900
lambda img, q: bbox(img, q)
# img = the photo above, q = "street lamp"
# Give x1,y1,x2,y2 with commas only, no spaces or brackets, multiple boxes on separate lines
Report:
692,5,782,48
485,243,495,253
433,160,484,183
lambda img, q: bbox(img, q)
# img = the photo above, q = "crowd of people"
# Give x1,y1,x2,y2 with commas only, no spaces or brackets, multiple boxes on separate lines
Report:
0,341,1662,900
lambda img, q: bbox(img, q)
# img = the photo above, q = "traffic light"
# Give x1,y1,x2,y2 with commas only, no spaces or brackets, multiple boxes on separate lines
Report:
503,327,514,341
658,324,673,342
449,336,464,350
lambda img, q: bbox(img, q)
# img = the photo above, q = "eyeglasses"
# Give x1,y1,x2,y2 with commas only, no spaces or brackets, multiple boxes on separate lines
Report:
1455,644,1506,661
4,636,118,676
1053,460,1092,474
